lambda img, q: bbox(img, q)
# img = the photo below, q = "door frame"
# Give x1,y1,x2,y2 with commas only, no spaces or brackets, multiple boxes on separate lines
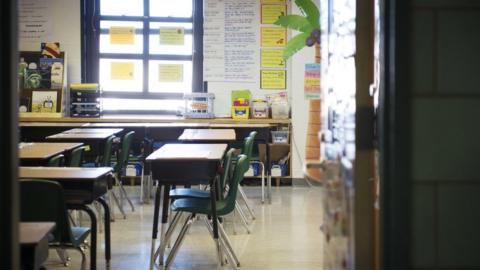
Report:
378,0,411,269
0,0,19,269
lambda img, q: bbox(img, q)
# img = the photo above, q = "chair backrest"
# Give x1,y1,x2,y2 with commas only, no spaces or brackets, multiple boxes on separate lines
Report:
116,131,135,172
242,131,257,163
101,135,115,167
222,154,249,214
48,154,65,167
219,148,237,192
20,180,73,243
68,146,85,167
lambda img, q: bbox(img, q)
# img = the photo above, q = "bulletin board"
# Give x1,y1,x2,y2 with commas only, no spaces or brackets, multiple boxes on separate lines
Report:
203,0,289,117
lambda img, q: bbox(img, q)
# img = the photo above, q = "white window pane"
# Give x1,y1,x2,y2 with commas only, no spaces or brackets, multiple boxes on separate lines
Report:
150,0,192,17
101,0,143,16
100,21,144,54
102,98,184,111
149,22,193,55
100,59,143,92
149,60,192,93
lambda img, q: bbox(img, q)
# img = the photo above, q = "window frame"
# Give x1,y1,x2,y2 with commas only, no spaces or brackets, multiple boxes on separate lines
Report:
81,0,203,114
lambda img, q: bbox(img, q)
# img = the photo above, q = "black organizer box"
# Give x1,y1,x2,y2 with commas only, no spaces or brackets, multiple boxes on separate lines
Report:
69,88,101,117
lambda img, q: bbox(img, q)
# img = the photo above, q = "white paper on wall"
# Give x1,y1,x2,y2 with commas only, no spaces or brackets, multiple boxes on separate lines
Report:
204,0,260,83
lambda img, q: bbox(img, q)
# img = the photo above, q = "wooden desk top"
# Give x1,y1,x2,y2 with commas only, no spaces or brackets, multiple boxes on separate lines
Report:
46,132,115,140
19,142,83,159
20,167,113,180
19,122,89,127
20,222,55,246
63,128,123,134
178,129,236,141
146,143,227,161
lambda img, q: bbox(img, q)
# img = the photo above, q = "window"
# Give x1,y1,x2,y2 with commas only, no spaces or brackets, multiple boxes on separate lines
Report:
82,0,203,114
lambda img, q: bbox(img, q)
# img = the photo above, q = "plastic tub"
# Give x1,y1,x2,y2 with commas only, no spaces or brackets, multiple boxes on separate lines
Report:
271,130,289,143
271,101,289,119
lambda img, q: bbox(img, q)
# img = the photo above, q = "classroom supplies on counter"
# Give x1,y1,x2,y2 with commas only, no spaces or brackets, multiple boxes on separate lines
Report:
183,93,215,118
231,90,251,120
69,83,101,117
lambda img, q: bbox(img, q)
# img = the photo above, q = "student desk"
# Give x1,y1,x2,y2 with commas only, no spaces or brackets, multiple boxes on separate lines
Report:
46,130,123,163
178,128,236,142
19,142,84,166
19,167,113,270
20,222,56,270
62,128,124,135
146,143,227,268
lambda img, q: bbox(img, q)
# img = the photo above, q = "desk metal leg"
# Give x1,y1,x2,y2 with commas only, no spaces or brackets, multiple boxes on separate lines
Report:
266,140,272,204
149,184,162,270
97,198,111,265
209,179,223,265
158,184,171,265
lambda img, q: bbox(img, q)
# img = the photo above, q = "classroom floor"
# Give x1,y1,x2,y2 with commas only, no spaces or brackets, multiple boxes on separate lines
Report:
44,181,324,270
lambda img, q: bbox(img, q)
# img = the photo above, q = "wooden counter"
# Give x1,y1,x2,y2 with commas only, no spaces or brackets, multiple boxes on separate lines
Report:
19,114,291,125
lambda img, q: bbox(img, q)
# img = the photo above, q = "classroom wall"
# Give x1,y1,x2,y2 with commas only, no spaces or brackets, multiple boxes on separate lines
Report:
408,0,480,268
18,0,81,84
16,0,312,178
289,3,314,178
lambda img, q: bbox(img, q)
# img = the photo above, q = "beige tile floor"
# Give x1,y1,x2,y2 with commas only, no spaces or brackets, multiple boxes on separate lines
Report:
44,183,324,270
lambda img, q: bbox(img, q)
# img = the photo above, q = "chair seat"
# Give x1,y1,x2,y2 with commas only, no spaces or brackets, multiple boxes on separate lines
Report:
171,198,230,217
169,188,210,200
71,227,91,247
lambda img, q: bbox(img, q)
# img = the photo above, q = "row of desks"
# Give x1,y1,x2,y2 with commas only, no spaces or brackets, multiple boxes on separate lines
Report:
19,124,271,269
19,127,124,270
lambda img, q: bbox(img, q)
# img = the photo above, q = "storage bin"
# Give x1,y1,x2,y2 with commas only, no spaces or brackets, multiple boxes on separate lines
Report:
231,106,250,120
251,99,269,118
183,93,215,118
271,164,288,177
271,130,289,143
271,101,289,119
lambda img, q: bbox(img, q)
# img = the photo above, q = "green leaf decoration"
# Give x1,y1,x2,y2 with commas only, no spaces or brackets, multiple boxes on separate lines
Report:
295,0,320,29
283,32,310,60
274,15,314,33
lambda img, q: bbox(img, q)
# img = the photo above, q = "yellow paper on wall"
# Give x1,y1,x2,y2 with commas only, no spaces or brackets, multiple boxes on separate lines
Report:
111,62,134,80
261,27,287,47
261,70,286,89
159,27,185,45
261,0,285,4
158,64,183,82
110,26,135,45
261,5,287,24
261,49,285,68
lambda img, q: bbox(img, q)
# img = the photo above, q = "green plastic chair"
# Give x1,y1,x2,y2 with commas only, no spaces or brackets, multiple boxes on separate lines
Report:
68,146,86,167
164,155,249,269
20,180,91,270
98,135,124,221
113,131,135,213
169,148,237,200
48,154,65,167
101,135,115,167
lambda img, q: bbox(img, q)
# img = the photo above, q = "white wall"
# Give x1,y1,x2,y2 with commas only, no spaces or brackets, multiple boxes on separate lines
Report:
289,4,315,178
19,0,81,84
